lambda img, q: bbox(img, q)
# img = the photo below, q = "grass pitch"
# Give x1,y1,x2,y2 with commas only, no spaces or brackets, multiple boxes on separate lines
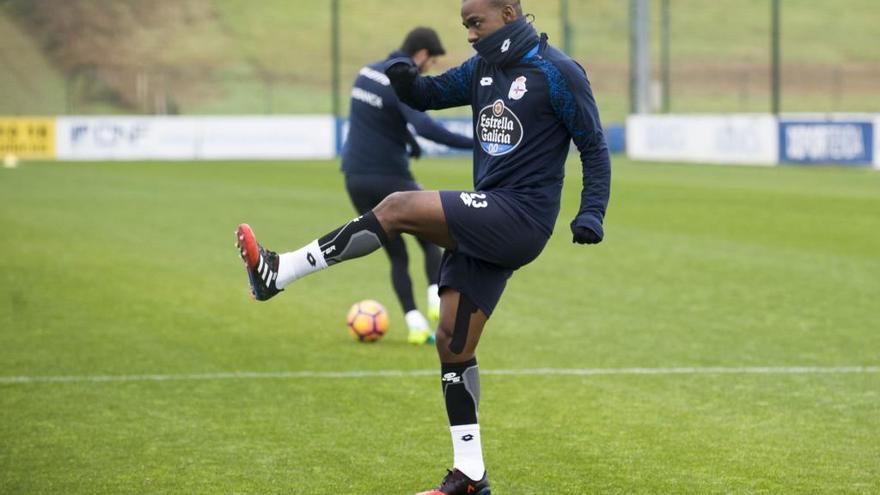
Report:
1,157,878,494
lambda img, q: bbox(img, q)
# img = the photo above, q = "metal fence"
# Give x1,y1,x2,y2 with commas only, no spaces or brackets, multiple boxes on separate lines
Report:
2,0,878,123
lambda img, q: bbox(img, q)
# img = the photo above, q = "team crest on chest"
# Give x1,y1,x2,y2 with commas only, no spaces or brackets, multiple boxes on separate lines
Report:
508,76,528,101
477,99,523,156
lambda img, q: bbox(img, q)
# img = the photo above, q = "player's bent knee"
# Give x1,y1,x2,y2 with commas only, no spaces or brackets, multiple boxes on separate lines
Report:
435,293,480,361
434,322,452,346
435,323,468,360
435,323,453,348
373,191,413,234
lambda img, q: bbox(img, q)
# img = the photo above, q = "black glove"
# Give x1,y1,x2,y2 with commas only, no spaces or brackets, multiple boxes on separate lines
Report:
571,225,602,245
385,61,418,100
385,61,418,85
408,139,422,159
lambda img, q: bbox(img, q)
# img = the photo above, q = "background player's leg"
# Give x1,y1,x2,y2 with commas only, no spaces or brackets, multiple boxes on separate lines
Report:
383,236,416,313
383,236,433,342
417,237,443,325
435,289,489,481
418,239,442,287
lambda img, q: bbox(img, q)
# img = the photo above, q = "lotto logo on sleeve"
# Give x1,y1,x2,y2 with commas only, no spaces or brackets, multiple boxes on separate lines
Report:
476,99,523,156
442,372,462,383
460,192,488,209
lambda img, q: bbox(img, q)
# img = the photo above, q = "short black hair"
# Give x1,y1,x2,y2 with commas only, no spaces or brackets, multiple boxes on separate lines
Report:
401,27,446,57
489,0,523,15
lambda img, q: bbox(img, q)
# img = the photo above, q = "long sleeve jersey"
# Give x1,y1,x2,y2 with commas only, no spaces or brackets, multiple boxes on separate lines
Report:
388,19,611,238
341,51,473,179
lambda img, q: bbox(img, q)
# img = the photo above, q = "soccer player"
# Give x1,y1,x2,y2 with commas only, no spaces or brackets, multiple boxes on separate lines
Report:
343,27,473,345
235,0,610,492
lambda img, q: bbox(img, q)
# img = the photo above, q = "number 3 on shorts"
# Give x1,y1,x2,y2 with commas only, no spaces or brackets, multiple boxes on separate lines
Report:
460,192,489,209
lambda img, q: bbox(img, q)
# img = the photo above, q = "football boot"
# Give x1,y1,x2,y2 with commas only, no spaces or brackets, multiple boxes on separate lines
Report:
416,469,490,495
236,223,282,301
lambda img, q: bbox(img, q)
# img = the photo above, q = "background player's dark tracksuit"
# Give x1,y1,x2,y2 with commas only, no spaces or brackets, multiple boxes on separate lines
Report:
342,51,473,314
389,18,612,315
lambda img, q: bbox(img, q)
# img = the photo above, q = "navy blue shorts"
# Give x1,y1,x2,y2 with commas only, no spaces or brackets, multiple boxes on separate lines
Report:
438,190,550,316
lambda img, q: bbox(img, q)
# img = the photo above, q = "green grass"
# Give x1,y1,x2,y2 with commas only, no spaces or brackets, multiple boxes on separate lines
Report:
1,157,879,493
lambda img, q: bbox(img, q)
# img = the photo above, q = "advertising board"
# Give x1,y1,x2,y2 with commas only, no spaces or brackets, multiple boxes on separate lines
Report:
0,117,55,159
56,116,335,160
627,115,778,165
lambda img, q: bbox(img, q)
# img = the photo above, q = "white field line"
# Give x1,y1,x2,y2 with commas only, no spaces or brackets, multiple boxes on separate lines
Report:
0,366,878,385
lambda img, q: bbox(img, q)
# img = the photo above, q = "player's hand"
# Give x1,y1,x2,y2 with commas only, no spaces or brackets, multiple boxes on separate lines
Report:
571,225,602,245
408,140,422,159
385,62,418,88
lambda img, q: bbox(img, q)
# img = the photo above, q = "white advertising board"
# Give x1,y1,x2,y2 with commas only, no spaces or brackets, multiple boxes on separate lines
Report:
626,114,778,165
56,116,335,160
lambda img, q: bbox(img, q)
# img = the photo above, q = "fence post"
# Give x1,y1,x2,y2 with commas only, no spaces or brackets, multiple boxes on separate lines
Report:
331,0,341,120
65,72,73,115
771,0,781,114
629,0,651,114
265,77,274,115
660,0,670,113
560,0,572,54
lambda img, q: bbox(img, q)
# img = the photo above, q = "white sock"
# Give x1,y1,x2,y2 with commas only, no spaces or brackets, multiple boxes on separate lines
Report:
276,240,328,289
427,284,440,309
450,424,484,481
405,310,429,331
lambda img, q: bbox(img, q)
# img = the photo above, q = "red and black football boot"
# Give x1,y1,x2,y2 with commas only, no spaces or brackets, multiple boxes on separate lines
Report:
235,223,282,301
416,469,490,495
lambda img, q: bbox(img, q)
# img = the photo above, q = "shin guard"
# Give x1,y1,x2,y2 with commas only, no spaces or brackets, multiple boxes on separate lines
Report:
441,358,480,426
318,211,388,266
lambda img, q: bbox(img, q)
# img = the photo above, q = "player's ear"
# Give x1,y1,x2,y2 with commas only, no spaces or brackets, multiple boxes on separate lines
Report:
502,5,518,23
412,48,429,65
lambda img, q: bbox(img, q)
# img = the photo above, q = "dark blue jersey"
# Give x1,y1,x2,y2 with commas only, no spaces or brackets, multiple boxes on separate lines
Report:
387,20,611,238
341,51,473,179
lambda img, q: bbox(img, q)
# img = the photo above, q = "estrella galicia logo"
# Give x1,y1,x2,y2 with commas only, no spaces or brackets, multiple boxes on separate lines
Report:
477,99,523,156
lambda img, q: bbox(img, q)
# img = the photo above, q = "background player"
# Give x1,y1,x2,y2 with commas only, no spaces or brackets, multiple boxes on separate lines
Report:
236,0,610,492
342,27,473,345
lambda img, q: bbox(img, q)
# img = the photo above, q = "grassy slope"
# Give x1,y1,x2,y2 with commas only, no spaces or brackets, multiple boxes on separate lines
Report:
0,157,878,493
214,0,880,120
2,0,880,119
0,13,66,115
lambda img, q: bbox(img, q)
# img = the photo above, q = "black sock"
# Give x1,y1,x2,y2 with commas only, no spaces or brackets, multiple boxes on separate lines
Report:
441,358,480,426
317,211,388,266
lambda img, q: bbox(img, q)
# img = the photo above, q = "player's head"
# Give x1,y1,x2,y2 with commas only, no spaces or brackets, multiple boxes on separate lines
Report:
461,0,523,44
401,27,446,74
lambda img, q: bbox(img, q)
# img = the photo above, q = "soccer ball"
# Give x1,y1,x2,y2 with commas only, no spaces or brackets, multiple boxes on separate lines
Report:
346,300,389,342
3,154,18,169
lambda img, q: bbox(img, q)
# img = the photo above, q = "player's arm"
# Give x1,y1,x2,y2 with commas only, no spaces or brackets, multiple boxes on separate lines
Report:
385,56,477,111
551,61,612,245
398,103,473,150
403,127,423,159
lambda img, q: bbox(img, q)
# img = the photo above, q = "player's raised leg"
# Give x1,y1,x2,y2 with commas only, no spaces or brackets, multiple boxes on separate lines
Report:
235,190,453,301
418,288,491,495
